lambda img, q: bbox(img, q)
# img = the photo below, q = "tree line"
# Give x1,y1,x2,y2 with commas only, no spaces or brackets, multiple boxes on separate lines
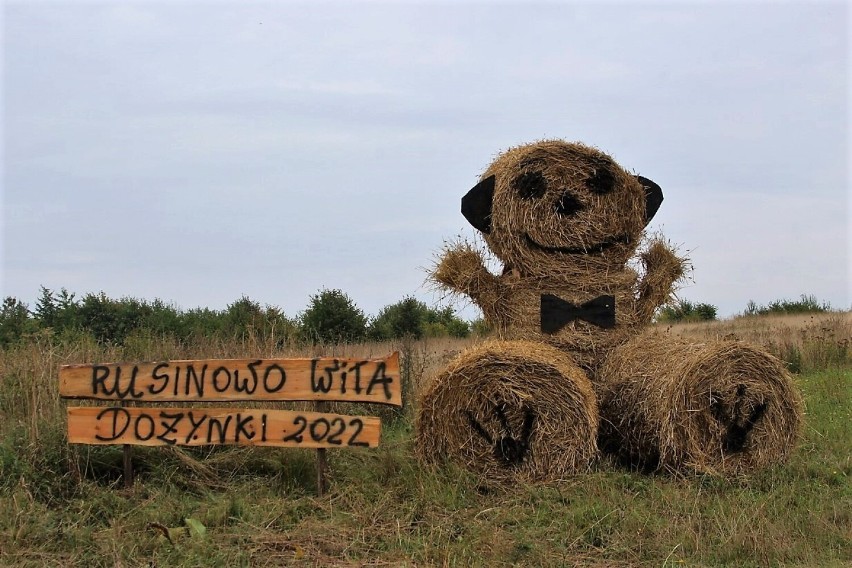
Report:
0,287,479,348
653,294,838,323
2,287,835,347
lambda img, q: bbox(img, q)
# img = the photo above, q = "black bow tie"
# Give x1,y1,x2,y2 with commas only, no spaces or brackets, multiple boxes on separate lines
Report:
540,294,616,333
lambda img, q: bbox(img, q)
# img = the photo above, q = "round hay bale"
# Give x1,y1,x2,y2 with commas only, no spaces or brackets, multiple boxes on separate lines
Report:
597,333,804,475
415,340,599,483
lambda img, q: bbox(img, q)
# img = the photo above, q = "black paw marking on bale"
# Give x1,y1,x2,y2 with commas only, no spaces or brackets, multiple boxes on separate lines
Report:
710,385,768,453
464,401,535,467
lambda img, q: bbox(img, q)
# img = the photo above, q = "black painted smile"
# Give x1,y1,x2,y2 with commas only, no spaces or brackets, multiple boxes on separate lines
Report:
524,233,632,255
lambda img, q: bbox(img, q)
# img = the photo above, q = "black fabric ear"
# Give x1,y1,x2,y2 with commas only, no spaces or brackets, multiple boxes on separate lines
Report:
461,175,495,234
637,176,663,225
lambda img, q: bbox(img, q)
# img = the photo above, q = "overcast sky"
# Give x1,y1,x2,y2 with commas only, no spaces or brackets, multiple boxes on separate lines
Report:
2,1,849,320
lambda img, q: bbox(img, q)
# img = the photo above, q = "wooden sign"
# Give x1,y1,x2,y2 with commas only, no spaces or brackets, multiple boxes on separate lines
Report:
59,354,401,406
60,352,401,492
67,407,381,448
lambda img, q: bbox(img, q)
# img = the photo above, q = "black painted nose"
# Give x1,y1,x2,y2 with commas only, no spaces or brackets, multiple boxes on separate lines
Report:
554,191,584,217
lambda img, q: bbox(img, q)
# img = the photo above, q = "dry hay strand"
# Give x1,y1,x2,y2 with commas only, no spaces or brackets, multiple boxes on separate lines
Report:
597,333,804,475
415,340,599,483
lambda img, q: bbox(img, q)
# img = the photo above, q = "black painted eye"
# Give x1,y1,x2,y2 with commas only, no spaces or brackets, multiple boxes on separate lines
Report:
513,171,547,200
554,191,584,217
586,167,615,195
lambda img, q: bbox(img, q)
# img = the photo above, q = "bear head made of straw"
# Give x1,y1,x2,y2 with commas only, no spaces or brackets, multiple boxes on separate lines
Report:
433,139,687,371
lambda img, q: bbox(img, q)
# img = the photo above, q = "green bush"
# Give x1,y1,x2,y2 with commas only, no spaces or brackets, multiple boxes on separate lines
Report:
369,297,426,340
222,296,295,343
368,299,470,340
299,288,368,344
425,306,470,338
2,287,303,347
0,297,37,346
655,300,718,323
78,292,151,344
744,294,831,316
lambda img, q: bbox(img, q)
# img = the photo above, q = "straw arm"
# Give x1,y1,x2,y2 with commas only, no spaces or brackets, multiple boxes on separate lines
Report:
635,239,688,324
433,244,502,308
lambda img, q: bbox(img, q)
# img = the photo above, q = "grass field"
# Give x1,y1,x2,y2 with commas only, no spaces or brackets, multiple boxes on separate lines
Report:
1,313,849,566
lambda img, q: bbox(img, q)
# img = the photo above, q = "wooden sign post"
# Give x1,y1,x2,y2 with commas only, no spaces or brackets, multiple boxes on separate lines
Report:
59,353,401,493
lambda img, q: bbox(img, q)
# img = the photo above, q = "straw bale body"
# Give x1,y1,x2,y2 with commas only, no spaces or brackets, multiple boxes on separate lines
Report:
416,340,599,483
597,333,803,475
436,249,645,371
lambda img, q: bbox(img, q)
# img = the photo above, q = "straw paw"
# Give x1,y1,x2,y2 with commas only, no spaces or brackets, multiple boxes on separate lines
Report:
464,400,535,466
710,385,769,453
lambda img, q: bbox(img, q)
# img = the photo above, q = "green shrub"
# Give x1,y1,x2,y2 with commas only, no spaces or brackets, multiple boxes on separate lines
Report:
7,286,479,347
369,297,426,340
77,292,159,345
298,288,368,344
425,306,470,338
369,299,470,341
222,296,295,343
0,297,38,346
655,300,718,323
744,294,831,316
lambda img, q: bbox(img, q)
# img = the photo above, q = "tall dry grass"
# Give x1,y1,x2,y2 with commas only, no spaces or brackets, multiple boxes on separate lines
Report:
659,311,852,373
2,312,847,452
0,329,471,448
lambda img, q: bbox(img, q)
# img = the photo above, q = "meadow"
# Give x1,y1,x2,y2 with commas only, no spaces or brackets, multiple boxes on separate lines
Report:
0,312,849,566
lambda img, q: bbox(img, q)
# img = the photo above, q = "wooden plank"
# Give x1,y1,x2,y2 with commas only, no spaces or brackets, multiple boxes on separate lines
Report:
67,406,382,448
59,353,400,406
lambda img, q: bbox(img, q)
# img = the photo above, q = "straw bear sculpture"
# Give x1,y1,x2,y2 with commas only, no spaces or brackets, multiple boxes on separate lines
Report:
416,139,802,480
